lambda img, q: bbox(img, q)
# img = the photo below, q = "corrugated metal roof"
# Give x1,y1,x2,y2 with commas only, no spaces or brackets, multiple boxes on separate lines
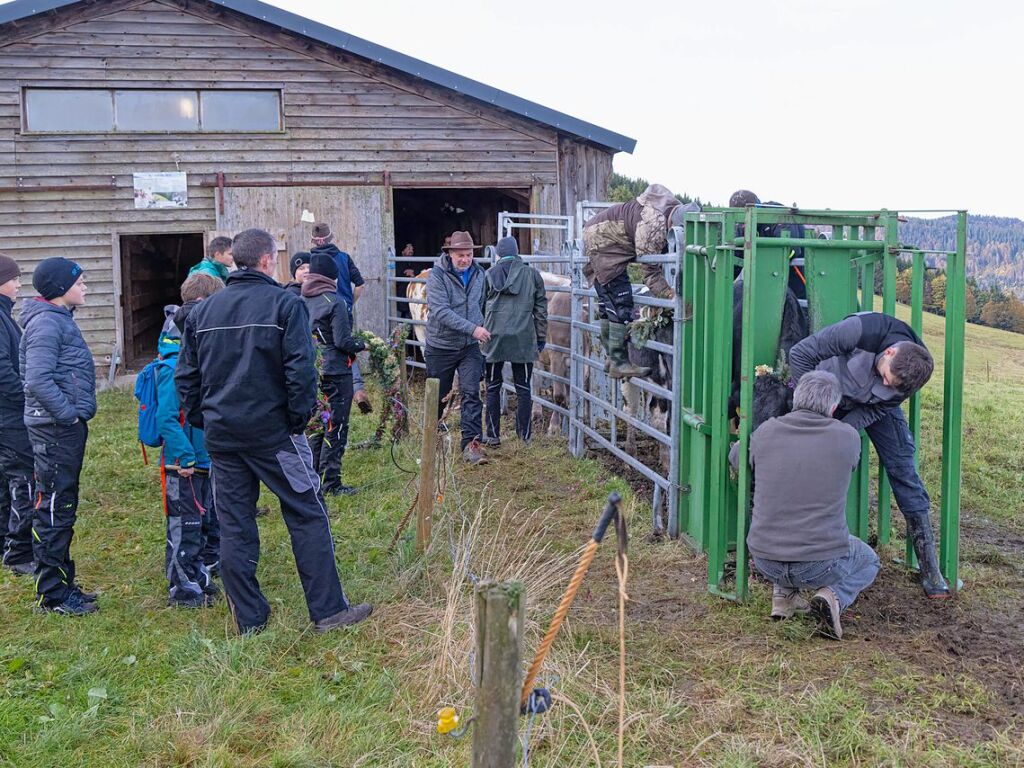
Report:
0,0,636,153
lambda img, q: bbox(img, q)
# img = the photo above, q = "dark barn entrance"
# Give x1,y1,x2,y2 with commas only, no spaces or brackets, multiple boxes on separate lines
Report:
392,188,526,271
119,232,203,368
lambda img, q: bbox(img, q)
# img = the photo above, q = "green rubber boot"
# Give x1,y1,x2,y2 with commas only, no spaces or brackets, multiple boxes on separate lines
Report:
607,322,650,379
600,318,611,373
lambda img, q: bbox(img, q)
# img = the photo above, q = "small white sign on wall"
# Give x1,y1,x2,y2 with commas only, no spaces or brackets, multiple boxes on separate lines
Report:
133,172,188,209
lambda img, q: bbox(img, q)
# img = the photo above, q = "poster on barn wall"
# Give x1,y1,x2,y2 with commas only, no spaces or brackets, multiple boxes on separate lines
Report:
133,172,188,209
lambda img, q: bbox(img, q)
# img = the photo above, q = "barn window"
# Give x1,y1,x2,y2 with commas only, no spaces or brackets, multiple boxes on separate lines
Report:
200,90,281,131
23,88,283,133
24,89,114,132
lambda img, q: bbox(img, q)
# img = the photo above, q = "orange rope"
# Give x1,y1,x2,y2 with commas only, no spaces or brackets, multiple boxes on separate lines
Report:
520,538,599,710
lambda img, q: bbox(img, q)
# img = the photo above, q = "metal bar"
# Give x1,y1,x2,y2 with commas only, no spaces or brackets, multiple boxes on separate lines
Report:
569,386,672,447
732,236,885,250
574,421,671,489
877,215,899,545
939,212,967,590
907,250,925,569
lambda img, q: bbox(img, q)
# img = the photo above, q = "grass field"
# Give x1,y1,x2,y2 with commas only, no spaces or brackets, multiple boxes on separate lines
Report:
1,310,1022,767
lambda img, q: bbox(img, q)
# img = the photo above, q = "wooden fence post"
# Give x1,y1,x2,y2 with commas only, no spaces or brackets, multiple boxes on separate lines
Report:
417,377,440,552
472,581,524,768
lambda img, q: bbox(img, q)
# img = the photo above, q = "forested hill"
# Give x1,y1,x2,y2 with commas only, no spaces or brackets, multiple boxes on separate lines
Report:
899,215,1024,298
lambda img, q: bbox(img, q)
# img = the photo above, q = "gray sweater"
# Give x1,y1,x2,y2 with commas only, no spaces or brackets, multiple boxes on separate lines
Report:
746,409,861,562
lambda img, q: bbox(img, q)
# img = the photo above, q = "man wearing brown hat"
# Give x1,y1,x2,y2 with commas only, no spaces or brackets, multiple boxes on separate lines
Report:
0,253,34,577
583,183,680,379
424,230,489,463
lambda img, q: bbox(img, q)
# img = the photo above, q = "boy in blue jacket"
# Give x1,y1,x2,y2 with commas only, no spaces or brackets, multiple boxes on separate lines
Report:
156,273,222,607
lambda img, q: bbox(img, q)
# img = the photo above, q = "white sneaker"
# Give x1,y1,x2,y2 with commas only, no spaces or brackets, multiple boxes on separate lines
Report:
810,587,843,640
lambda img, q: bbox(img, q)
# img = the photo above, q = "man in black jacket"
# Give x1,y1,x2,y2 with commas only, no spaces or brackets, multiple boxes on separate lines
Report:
0,254,33,576
175,228,371,635
788,311,948,598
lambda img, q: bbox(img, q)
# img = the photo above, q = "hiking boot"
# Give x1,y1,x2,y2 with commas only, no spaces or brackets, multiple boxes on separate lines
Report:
354,389,373,414
314,603,373,632
462,440,488,464
810,587,843,640
6,560,35,577
44,591,98,617
905,514,952,599
481,435,501,448
72,583,98,603
169,593,213,609
770,585,810,621
203,580,222,598
607,322,650,379
324,484,359,497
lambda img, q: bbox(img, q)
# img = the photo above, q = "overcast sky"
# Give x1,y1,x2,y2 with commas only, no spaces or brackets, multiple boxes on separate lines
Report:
257,0,1018,218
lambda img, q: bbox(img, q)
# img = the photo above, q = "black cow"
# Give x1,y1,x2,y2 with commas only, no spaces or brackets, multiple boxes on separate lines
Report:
729,277,809,424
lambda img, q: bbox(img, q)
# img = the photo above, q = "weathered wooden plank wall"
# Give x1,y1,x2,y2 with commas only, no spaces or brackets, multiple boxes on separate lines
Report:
215,186,390,336
0,0,614,363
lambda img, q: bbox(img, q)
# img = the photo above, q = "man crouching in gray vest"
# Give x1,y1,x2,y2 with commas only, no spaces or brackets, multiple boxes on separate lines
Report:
738,371,880,640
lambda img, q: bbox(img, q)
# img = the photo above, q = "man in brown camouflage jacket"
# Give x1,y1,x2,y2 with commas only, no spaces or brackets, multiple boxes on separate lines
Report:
583,183,679,378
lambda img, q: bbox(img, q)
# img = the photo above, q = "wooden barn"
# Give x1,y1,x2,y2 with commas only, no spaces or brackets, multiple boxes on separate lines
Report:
0,0,634,369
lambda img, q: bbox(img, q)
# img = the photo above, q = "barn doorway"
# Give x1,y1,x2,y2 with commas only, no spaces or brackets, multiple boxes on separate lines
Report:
393,187,526,269
118,232,203,369
392,187,526,318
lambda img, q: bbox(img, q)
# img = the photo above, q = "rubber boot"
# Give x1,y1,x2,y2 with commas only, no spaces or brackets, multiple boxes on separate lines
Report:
607,322,650,379
600,318,612,373
905,514,951,599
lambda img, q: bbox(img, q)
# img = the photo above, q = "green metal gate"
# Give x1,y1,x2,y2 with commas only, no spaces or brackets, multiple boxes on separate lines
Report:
675,207,967,601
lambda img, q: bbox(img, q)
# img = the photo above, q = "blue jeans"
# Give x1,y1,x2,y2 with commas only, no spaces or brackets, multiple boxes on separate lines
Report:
864,406,930,520
753,535,880,610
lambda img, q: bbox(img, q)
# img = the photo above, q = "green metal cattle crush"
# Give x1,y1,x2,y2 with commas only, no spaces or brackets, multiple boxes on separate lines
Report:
674,206,967,601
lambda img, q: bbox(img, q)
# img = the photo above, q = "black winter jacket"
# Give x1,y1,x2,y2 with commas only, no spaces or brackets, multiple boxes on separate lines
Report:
0,294,23,414
175,269,318,453
788,312,924,431
19,297,96,427
301,274,365,377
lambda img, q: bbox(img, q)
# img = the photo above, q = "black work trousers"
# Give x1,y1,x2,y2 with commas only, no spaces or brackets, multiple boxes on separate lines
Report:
593,271,634,324
425,343,484,450
210,434,348,633
28,421,88,607
484,362,534,442
308,373,353,492
0,409,34,566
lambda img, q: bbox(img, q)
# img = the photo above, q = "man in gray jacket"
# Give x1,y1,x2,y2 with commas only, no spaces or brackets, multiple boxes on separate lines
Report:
744,371,880,640
425,230,490,463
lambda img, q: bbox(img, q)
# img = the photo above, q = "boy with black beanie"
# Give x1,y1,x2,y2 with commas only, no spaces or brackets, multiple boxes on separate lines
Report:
284,251,311,297
0,253,34,577
20,257,97,616
302,252,365,495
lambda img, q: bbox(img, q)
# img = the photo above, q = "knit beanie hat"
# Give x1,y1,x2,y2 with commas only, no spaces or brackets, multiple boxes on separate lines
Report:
495,236,519,258
309,252,338,280
289,251,311,277
33,257,83,300
311,223,333,245
0,252,18,285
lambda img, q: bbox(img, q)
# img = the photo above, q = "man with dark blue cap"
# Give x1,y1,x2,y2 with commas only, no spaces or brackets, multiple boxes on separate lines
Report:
20,256,97,616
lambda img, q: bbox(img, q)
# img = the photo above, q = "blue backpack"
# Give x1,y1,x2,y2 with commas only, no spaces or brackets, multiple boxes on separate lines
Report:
134,356,175,455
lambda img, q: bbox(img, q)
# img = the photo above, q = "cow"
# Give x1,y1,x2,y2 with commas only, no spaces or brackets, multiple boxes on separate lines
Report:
728,277,809,423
